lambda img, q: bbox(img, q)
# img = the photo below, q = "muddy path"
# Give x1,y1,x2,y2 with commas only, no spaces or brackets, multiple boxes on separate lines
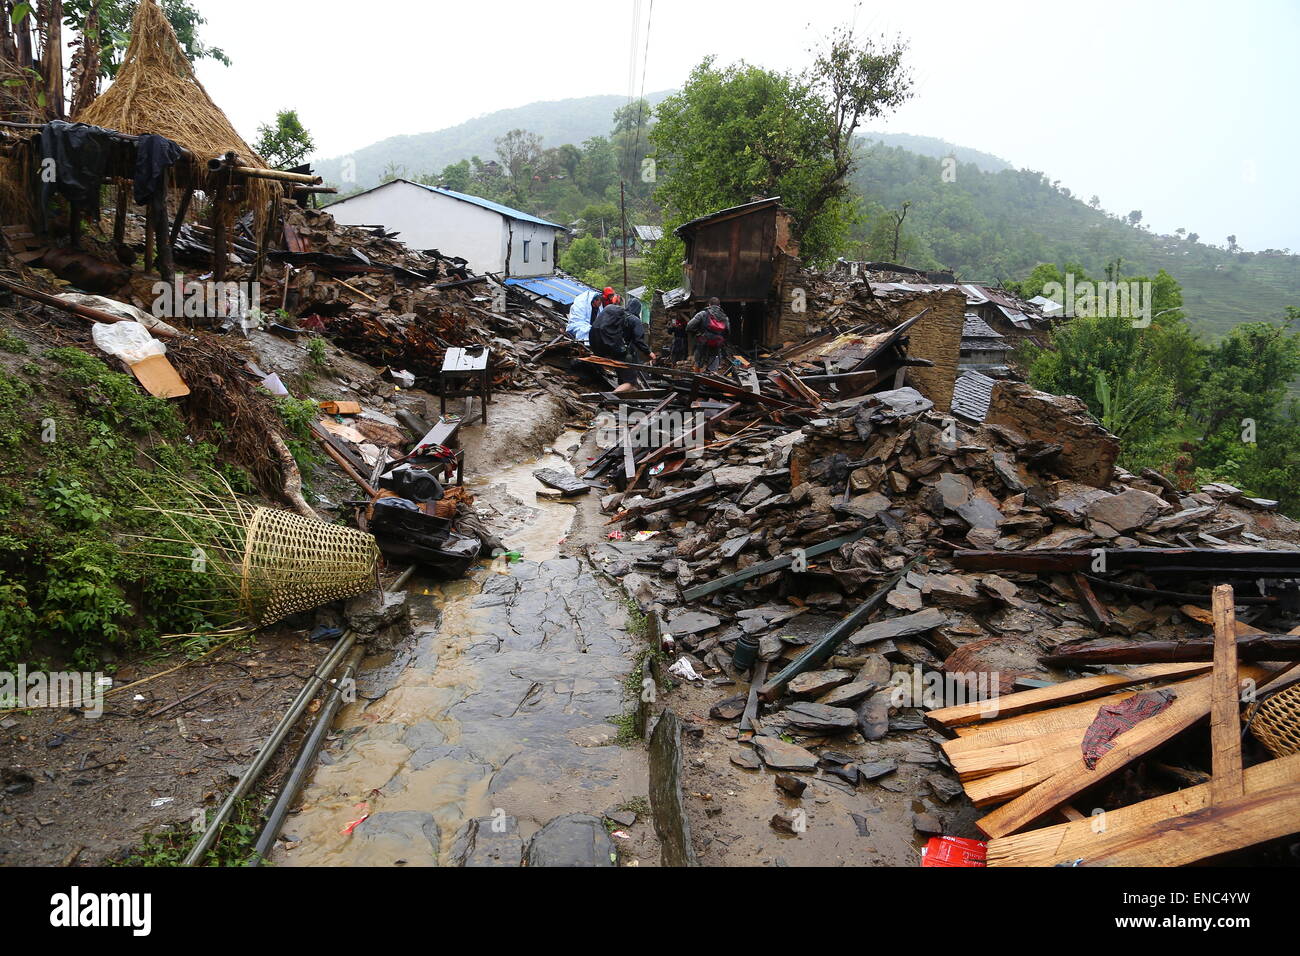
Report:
272,419,658,866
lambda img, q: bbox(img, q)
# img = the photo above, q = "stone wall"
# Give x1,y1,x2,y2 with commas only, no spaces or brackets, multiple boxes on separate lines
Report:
897,289,965,413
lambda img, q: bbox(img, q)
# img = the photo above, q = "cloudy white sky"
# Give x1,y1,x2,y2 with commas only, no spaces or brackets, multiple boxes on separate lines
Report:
195,0,1299,252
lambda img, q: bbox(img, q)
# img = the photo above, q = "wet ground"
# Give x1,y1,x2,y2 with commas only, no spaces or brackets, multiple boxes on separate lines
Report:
272,434,658,866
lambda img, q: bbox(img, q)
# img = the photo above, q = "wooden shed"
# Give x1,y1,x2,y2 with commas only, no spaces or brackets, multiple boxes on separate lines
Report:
674,197,799,351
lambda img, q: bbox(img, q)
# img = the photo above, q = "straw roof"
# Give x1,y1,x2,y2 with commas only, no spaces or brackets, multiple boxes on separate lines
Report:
74,0,274,220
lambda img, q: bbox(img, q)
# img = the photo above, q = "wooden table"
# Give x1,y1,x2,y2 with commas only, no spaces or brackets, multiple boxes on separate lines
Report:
439,346,491,425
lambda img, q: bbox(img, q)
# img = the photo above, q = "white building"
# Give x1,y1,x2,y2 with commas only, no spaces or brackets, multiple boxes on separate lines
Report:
324,179,566,278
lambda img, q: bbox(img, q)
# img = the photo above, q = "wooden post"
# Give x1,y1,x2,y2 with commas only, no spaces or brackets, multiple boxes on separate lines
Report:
150,188,173,282
113,182,128,246
620,180,628,289
211,172,228,283
168,185,194,247
1210,584,1245,804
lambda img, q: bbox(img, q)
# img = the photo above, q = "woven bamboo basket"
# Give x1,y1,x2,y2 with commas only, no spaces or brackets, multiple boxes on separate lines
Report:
1251,683,1300,758
238,505,380,627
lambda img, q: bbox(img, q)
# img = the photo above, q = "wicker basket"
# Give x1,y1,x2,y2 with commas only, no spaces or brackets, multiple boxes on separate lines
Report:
1251,683,1300,758
239,506,380,626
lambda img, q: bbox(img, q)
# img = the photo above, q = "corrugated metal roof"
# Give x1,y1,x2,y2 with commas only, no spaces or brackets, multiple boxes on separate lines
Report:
411,182,566,230
674,197,783,236
504,273,597,306
632,225,663,242
952,370,997,423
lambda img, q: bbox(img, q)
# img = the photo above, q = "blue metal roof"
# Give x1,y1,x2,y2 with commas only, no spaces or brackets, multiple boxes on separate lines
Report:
504,273,597,306
411,182,566,230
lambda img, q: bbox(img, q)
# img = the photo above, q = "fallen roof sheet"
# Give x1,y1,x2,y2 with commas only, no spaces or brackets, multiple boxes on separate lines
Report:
504,273,597,306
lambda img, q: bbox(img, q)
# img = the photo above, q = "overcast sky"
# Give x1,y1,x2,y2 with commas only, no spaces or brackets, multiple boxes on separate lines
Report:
196,0,1299,252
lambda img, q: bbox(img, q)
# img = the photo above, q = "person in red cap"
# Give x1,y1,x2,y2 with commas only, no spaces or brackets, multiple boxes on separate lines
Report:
591,286,617,326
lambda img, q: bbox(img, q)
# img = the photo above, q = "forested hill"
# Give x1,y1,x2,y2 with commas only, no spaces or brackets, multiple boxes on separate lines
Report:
314,93,1298,337
849,143,1300,338
312,92,675,191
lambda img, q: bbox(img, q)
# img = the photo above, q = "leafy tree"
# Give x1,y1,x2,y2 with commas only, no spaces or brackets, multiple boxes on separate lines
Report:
63,0,230,79
1194,314,1300,452
254,109,315,169
495,128,543,202
648,21,911,286
560,235,607,285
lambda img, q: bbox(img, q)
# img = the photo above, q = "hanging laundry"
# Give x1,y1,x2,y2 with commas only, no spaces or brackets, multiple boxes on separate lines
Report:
133,132,183,204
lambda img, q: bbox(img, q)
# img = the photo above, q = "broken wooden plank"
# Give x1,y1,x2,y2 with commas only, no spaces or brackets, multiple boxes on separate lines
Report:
680,528,873,602
1070,571,1113,633
974,664,1275,838
987,752,1300,866
1040,633,1300,665
924,662,1212,732
1210,584,1245,804
954,547,1300,577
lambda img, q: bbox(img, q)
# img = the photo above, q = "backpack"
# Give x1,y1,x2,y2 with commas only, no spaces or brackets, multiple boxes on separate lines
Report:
706,311,727,334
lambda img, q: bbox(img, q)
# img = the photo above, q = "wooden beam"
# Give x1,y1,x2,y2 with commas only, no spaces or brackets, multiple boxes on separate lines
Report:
924,662,1212,732
1210,584,1245,803
974,665,1275,839
987,752,1300,866
1070,782,1300,867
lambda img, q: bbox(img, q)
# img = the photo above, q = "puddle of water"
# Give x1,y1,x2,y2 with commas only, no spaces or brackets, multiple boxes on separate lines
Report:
469,428,586,562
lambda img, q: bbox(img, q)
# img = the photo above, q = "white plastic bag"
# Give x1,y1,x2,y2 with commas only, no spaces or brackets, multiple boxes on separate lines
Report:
91,321,166,366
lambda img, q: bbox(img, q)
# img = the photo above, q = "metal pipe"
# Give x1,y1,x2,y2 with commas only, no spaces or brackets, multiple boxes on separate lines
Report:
182,565,416,865
249,644,364,863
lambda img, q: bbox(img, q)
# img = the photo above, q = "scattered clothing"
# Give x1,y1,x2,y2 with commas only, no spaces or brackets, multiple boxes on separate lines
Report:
38,120,115,228
1081,689,1177,769
133,133,183,204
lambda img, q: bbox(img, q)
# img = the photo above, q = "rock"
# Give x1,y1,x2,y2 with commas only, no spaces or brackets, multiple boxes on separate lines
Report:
935,473,973,510
781,701,859,733
730,749,761,770
856,654,893,686
752,736,818,771
925,774,963,804
912,811,945,835
666,610,721,635
353,811,440,865
604,809,638,828
846,492,891,517
856,690,893,740
525,813,616,867
817,680,878,707
770,812,800,834
709,695,748,721
1083,488,1170,532
887,584,924,611
849,608,948,646
344,590,409,634
774,773,807,797
788,669,854,698
447,816,523,867
858,759,899,781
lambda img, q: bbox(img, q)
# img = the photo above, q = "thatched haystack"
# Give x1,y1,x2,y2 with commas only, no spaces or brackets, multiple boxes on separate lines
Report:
73,0,275,227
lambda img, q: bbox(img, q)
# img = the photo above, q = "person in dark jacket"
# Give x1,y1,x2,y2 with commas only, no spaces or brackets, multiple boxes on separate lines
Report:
591,298,653,386
686,297,730,372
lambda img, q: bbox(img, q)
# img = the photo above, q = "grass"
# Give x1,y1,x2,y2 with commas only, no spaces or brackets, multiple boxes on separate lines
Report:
113,795,266,867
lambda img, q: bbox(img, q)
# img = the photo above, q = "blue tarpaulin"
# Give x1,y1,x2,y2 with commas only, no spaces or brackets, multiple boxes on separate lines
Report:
504,274,597,307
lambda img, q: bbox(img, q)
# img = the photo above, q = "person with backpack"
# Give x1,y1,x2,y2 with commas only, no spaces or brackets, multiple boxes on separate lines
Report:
687,297,730,372
590,295,653,386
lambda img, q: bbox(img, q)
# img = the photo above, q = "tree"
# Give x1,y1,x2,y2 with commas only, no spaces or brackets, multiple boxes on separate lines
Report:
494,128,543,202
560,235,607,285
1127,209,1143,228
254,109,315,169
1194,315,1300,450
1226,234,1240,253
648,20,911,285
62,0,230,80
